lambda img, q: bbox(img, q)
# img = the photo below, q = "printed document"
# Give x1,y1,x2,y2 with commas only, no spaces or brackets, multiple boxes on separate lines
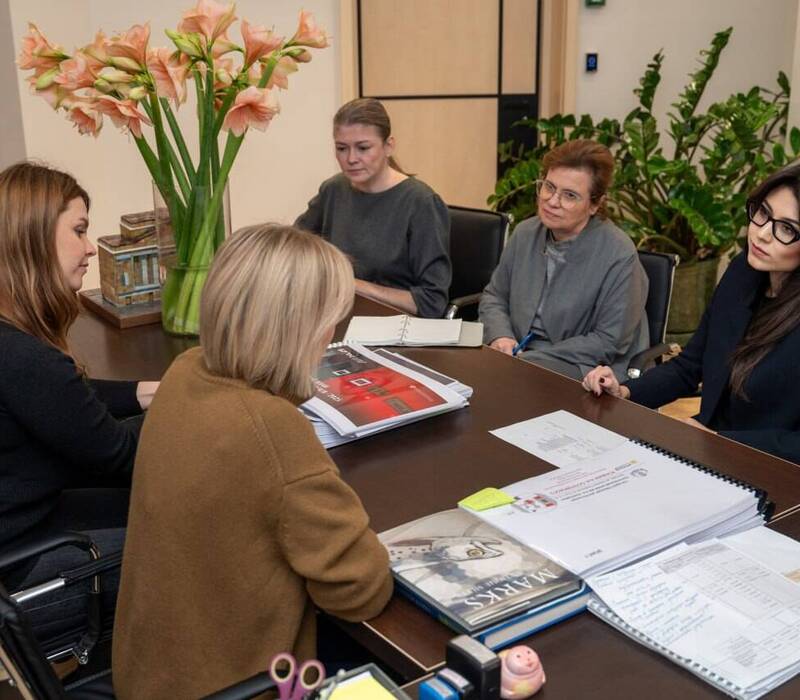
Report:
588,539,800,698
489,410,627,468
467,440,759,577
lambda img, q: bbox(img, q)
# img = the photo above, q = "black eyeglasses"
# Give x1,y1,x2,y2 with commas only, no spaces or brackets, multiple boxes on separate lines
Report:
747,200,800,245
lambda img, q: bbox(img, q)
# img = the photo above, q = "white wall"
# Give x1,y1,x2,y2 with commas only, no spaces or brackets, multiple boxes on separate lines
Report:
7,0,342,289
575,0,797,131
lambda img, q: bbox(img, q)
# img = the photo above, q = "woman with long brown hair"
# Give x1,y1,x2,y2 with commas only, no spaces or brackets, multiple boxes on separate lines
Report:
0,161,157,647
583,161,800,464
296,97,452,318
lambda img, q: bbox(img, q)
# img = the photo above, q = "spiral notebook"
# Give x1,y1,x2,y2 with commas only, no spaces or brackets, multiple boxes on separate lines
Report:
465,428,772,578
343,315,482,346
586,533,800,699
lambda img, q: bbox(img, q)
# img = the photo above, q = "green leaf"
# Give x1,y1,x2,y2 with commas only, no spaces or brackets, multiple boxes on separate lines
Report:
778,70,790,95
634,50,664,112
791,127,800,156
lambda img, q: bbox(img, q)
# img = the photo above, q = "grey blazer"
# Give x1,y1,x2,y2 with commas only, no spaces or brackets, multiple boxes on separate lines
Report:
479,216,649,380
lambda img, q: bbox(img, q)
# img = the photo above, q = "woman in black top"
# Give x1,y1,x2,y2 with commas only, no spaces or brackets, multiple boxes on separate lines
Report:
296,98,451,318
583,162,800,464
0,162,157,646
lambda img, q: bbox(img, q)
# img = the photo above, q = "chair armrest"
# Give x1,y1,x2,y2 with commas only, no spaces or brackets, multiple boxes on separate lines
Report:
445,293,483,320
627,343,681,379
0,531,93,573
200,671,275,700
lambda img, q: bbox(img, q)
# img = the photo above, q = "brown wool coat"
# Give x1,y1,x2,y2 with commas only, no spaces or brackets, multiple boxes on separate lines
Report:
112,348,393,699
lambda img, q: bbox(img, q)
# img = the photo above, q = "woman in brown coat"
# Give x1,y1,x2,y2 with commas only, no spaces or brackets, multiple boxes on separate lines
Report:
112,224,392,699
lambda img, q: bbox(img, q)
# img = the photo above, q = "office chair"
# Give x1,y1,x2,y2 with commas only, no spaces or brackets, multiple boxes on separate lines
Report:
444,205,509,321
0,573,275,700
627,251,681,379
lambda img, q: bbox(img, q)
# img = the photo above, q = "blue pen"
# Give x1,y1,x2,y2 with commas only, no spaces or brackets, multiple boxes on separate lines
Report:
512,331,535,356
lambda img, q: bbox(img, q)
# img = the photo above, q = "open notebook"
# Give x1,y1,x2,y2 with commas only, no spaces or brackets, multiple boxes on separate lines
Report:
343,315,482,347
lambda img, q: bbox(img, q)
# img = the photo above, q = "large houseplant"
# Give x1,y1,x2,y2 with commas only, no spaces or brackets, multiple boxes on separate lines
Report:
490,28,800,340
17,0,329,336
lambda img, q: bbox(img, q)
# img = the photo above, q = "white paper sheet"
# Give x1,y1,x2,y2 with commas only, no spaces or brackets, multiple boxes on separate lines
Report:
468,440,757,577
588,540,800,693
724,526,800,584
489,410,627,468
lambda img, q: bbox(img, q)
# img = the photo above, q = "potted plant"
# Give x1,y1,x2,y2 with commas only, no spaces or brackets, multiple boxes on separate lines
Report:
490,28,800,343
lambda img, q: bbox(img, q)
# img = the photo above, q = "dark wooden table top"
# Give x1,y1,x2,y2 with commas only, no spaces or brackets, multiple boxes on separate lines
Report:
70,298,800,694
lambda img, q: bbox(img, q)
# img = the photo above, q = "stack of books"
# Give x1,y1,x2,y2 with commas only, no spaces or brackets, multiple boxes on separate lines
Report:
301,344,471,449
378,411,800,698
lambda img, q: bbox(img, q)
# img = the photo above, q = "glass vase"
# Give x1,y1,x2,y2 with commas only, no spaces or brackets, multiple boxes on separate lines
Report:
154,182,231,336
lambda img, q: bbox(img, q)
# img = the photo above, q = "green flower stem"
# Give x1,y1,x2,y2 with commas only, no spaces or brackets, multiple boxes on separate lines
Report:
212,86,237,135
160,98,196,182
141,99,190,206
257,54,279,90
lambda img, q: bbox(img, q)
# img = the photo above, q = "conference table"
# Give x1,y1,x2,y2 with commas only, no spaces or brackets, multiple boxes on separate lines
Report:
70,295,800,698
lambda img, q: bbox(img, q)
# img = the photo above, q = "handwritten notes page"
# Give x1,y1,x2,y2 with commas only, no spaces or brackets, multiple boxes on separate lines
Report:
467,440,759,577
489,410,627,468
587,540,800,699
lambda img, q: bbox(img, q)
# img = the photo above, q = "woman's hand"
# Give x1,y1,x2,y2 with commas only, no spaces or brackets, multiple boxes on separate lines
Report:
682,417,716,433
136,381,159,410
489,337,517,355
582,366,630,399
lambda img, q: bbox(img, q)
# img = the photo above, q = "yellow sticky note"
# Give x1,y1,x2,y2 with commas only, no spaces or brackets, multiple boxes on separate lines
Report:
330,675,396,700
458,487,514,511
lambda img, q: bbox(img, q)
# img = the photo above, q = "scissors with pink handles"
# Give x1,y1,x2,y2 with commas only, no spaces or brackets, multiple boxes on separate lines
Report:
269,652,326,700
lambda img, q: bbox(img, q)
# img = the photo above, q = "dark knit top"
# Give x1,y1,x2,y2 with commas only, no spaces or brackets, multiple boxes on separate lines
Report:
0,321,141,546
296,174,452,318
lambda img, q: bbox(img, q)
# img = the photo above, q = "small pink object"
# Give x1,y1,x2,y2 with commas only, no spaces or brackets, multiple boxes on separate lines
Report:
499,645,546,699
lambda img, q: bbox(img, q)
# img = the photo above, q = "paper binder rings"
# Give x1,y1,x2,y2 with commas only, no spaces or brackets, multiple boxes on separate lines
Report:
629,437,775,520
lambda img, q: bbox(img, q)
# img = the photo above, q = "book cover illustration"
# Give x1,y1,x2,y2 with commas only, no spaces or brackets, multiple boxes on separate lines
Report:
380,509,581,632
313,346,447,428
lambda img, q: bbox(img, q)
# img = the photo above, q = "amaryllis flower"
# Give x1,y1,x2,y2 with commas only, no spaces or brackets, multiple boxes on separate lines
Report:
54,53,96,91
94,96,151,138
30,80,73,110
240,19,283,68
107,23,150,68
221,86,279,137
17,23,66,71
179,0,237,47
289,10,329,49
82,31,110,73
68,102,103,136
266,55,298,90
146,48,190,104
211,32,239,59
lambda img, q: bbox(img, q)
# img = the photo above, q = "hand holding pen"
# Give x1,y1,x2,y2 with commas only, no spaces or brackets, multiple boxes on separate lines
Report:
512,331,535,356
489,331,534,356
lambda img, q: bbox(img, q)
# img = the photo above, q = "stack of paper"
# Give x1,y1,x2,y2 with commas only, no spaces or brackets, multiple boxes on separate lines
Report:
468,416,769,578
301,344,471,449
587,527,800,699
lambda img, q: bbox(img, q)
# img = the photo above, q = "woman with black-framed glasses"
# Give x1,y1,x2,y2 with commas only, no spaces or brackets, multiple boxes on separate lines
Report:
584,162,800,465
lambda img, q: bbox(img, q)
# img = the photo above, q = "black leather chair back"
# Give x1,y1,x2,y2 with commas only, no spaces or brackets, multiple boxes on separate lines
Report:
638,251,679,345
0,582,68,699
447,205,508,318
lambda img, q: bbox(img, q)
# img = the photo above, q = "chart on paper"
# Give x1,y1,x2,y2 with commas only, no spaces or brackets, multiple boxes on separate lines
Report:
489,410,627,468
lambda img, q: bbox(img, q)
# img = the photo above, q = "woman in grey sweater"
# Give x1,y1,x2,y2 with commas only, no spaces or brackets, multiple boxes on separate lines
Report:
296,98,451,318
479,140,649,380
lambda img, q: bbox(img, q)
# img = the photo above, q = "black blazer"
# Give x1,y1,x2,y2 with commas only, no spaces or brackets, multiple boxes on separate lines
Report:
627,252,800,465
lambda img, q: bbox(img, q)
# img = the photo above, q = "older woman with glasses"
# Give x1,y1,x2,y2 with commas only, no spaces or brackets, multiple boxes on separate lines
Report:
583,162,800,465
480,139,649,380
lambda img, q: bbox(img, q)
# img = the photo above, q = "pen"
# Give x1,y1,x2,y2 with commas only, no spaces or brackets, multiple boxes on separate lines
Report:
512,331,535,356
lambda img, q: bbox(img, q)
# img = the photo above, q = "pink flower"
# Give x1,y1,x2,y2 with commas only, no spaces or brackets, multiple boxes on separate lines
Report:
54,53,96,90
179,0,237,47
211,32,239,59
240,19,283,68
94,96,151,138
68,102,103,136
289,10,329,49
30,80,74,110
107,23,150,68
17,23,65,71
146,48,189,104
82,31,110,73
221,86,279,137
267,55,298,90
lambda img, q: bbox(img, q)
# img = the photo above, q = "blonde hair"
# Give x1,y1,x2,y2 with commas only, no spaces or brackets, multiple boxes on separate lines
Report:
0,161,89,354
200,224,354,402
